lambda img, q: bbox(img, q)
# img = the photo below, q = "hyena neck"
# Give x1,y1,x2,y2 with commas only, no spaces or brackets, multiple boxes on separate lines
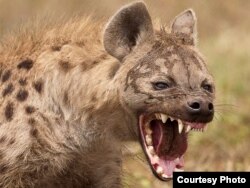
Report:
42,50,135,141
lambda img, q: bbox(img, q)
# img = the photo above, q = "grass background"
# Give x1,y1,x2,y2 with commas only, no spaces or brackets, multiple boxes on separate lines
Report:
0,0,249,187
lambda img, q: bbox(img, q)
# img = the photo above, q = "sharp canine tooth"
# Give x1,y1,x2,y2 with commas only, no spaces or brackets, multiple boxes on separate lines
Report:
174,168,184,172
145,135,152,145
155,113,161,120
160,114,168,123
156,166,164,174
186,125,191,133
178,120,184,134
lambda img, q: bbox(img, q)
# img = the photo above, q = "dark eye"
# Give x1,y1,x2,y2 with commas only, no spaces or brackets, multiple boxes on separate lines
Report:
202,84,213,93
153,82,170,90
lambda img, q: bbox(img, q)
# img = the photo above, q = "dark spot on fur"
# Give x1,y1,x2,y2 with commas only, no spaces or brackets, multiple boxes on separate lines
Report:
8,138,15,145
30,127,38,137
1,70,11,82
81,59,100,71
17,59,34,70
0,136,6,143
59,61,72,72
92,60,99,65
40,113,50,124
55,117,61,125
38,113,53,132
0,152,3,159
16,89,28,101
28,118,38,137
91,95,97,102
99,53,108,60
76,41,85,46
33,80,43,94
81,62,87,71
51,45,61,51
16,153,25,160
108,63,120,78
63,92,69,105
19,78,27,86
0,164,8,173
5,102,14,121
28,118,36,125
2,83,14,97
25,106,35,114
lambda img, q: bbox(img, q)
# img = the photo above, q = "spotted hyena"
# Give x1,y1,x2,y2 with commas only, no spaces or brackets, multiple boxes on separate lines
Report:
0,1,215,188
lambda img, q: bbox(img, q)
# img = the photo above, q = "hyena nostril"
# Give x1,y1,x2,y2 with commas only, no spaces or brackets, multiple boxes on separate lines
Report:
188,101,201,111
208,103,214,111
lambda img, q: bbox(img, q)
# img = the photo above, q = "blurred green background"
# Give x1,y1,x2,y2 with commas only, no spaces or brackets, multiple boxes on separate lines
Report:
0,0,249,187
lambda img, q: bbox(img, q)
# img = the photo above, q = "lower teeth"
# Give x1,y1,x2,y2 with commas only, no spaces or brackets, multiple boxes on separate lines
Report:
148,146,155,155
156,166,164,174
145,135,152,145
162,174,172,179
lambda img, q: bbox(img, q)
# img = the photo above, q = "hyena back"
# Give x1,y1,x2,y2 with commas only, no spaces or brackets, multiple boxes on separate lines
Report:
0,2,215,187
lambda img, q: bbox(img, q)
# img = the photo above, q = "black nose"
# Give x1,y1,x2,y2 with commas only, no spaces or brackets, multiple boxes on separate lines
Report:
187,99,214,121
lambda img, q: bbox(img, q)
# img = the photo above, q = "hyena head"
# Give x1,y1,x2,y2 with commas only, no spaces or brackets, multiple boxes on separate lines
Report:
103,2,215,181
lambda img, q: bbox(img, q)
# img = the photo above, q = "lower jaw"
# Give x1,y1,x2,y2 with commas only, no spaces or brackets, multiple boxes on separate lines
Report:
138,113,208,180
144,143,185,180
139,117,185,180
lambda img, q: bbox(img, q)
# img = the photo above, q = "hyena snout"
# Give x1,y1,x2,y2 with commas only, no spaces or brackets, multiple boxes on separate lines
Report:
186,98,214,122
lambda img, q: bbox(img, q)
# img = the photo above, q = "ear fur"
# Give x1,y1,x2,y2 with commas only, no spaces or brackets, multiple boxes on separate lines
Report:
171,9,197,45
103,2,154,61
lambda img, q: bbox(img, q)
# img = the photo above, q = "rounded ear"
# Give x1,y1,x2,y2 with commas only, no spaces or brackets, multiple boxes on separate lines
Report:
103,2,154,61
171,9,197,45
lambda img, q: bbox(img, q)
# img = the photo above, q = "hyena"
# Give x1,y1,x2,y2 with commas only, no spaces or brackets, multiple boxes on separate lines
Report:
0,1,215,188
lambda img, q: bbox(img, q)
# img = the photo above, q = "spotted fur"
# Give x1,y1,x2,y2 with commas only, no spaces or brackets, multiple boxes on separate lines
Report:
0,2,214,188
17,59,34,70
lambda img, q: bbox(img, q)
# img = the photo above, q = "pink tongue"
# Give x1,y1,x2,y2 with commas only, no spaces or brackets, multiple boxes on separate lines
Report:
151,120,173,156
158,156,184,176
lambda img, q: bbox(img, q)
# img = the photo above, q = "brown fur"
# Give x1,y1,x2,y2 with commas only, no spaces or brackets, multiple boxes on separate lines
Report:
0,2,214,188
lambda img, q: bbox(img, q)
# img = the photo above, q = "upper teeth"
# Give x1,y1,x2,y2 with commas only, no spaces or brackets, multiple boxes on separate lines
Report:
169,117,174,121
185,125,192,133
178,120,184,134
160,113,168,123
154,113,208,134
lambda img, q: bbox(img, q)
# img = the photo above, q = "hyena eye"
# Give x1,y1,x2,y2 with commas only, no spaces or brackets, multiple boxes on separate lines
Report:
202,84,213,93
153,82,170,90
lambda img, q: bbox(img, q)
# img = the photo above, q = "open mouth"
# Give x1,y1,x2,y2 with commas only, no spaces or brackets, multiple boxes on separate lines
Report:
139,113,207,181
